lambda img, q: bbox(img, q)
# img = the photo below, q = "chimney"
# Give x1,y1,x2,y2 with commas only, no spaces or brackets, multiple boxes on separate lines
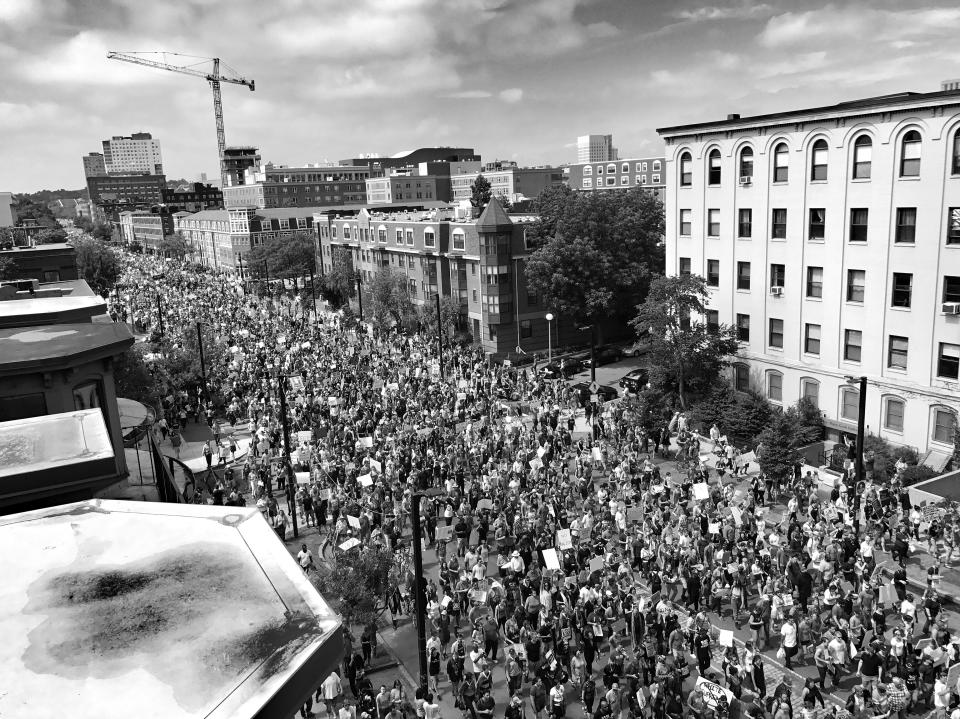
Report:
727,113,741,120
942,79,960,92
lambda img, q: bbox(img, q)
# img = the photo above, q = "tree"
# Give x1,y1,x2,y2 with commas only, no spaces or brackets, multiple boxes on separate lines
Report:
312,545,397,627
113,345,163,407
756,411,802,483
0,227,14,251
785,396,824,446
0,255,17,280
74,237,120,296
74,216,94,233
12,196,58,227
320,247,356,308
525,186,664,324
157,232,191,260
368,268,416,332
417,295,462,338
631,274,740,409
36,226,68,244
247,231,316,281
91,223,113,242
470,174,492,209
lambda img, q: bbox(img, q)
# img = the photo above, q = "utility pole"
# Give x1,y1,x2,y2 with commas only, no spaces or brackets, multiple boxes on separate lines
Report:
308,265,318,321
436,293,444,379
590,325,596,383
196,323,207,405
277,375,299,539
854,375,867,533
410,494,428,690
356,274,364,322
264,261,270,297
156,294,165,337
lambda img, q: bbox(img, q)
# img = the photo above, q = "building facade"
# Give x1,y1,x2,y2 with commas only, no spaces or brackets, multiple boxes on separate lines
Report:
450,164,565,204
175,207,317,271
86,174,166,220
577,134,617,163
161,183,224,212
567,157,666,199
223,164,370,209
223,146,261,187
102,132,163,175
658,90,960,460
340,147,480,173
83,152,107,178
315,199,564,356
118,210,176,252
0,192,15,227
366,171,439,204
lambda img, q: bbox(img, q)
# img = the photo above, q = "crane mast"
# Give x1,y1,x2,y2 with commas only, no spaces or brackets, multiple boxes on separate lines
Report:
106,52,255,189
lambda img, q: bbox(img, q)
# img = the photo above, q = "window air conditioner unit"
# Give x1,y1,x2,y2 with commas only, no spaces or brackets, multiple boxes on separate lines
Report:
770,286,784,296
738,176,752,186
943,302,960,315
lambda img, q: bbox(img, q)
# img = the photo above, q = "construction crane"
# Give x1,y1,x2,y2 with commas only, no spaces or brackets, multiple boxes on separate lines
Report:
106,51,255,189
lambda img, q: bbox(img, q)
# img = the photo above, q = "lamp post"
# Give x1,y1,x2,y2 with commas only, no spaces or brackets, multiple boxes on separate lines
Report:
545,312,554,363
578,323,597,383
435,292,444,379
845,375,868,533
308,264,318,321
409,487,443,690
355,273,364,322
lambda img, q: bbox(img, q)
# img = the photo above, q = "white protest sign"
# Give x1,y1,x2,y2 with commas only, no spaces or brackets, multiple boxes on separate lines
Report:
295,472,311,485
592,447,602,462
339,538,361,551
708,522,720,535
346,515,361,529
718,630,734,647
730,507,742,526
358,475,373,488
695,677,734,708
359,436,373,448
693,483,709,500
542,548,561,571
557,529,573,550
369,459,382,474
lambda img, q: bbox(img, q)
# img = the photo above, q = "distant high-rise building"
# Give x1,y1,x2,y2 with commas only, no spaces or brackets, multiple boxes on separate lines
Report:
102,132,163,175
82,153,107,178
0,192,15,227
223,146,261,187
576,134,617,163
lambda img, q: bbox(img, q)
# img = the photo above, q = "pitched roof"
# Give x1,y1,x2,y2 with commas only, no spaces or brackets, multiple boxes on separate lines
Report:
476,196,512,230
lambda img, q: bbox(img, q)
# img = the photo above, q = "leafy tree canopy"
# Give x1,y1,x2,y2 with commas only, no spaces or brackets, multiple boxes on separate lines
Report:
417,295,463,338
320,247,356,308
74,237,120,296
157,232,191,260
631,273,739,409
470,174,492,209
368,268,416,333
756,411,803,482
525,186,664,323
36,226,68,244
247,231,316,279
313,545,397,627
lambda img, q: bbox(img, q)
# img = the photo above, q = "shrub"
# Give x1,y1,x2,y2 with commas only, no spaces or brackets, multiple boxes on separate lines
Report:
901,465,939,486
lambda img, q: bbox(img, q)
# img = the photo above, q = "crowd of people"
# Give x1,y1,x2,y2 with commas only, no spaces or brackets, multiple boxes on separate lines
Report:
111,254,958,719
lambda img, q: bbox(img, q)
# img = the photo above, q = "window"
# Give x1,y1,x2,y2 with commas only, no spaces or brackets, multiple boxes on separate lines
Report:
596,165,603,175
582,178,593,189
810,139,828,181
841,389,860,421
938,342,960,379
888,335,909,370
850,208,868,242
773,143,789,182
738,208,752,238
853,135,872,179
847,269,865,302
679,257,691,275
808,208,825,240
653,160,661,171
423,230,436,248
953,130,960,175
607,164,616,174
707,209,720,237
43,270,61,282
769,318,784,348
583,165,592,175
679,209,692,236
734,364,750,391
736,262,751,290
706,310,719,333
621,163,629,174
396,229,403,245
331,225,337,239
635,175,643,185
736,313,750,341
891,272,913,308
895,208,916,244
804,323,821,355
520,319,532,339
679,152,692,186
606,177,616,186
406,229,414,246
770,263,785,288
900,130,921,177
806,266,823,298
933,409,958,444
0,392,48,422
619,175,629,185
767,372,783,401
707,260,720,286
343,225,351,239
408,256,415,269
881,398,905,432
708,149,721,185
378,228,387,243
772,208,787,239
652,174,661,184
802,379,819,408
472,289,477,302
948,208,960,245
452,231,465,251
844,329,862,362
944,276,960,304
739,147,754,179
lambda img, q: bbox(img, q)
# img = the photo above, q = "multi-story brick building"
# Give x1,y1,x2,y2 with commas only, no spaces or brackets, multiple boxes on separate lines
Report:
567,157,666,200
223,164,370,209
117,210,176,253
161,183,224,212
449,163,565,204
86,174,166,221
316,199,573,356
658,89,960,461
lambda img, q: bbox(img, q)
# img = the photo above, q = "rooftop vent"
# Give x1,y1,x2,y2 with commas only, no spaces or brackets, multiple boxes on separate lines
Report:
727,113,741,120
942,79,960,92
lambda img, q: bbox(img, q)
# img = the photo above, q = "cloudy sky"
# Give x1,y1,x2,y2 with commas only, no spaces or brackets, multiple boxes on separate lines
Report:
3,0,960,192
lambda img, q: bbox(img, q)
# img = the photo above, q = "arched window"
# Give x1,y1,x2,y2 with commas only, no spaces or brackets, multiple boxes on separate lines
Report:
606,163,616,174
733,363,750,392
841,387,860,422
932,406,958,445
707,149,721,185
767,371,783,401
900,130,921,177
583,165,592,175
884,397,905,433
739,147,754,179
852,135,872,179
679,152,692,186
810,139,828,181
773,143,788,182
952,128,960,175
800,378,819,408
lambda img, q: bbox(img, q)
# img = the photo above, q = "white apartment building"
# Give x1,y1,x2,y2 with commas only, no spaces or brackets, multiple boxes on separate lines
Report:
576,134,617,163
102,133,163,175
658,90,960,463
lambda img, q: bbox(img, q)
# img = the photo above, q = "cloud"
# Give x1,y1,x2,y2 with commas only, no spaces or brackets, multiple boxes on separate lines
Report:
499,88,523,103
443,90,493,99
673,3,773,22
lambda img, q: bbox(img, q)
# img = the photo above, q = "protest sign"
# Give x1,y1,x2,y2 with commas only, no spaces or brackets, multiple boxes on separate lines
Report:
436,525,452,541
369,459,382,474
592,447,602,462
589,557,604,573
718,630,734,647
358,475,373,488
557,529,573,550
695,677,734,709
339,538,361,551
346,515,361,529
708,523,720,535
693,483,709,500
477,498,493,512
542,548,561,571
359,436,373,448
295,472,311,485
730,507,742,527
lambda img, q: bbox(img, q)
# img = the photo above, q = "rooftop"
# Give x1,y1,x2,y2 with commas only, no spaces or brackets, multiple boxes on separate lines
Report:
0,409,114,480
0,499,343,719
0,322,133,370
658,88,960,136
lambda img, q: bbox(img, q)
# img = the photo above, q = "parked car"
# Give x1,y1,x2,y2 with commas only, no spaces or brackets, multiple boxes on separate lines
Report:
619,367,650,394
582,345,622,367
570,381,618,403
540,357,584,379
622,332,653,358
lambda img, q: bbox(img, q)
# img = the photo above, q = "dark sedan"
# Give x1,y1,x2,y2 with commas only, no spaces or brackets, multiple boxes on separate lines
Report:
540,357,584,379
571,381,618,403
619,368,649,394
581,345,622,367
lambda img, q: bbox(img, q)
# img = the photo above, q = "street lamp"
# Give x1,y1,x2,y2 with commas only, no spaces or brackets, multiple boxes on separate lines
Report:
844,374,868,532
355,272,364,322
578,323,597,383
545,313,554,363
410,486,443,690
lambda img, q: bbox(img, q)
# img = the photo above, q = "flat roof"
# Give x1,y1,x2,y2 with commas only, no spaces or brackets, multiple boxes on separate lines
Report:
0,499,343,719
0,295,107,328
0,409,114,479
0,322,133,370
0,242,75,254
657,88,960,136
